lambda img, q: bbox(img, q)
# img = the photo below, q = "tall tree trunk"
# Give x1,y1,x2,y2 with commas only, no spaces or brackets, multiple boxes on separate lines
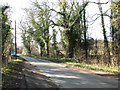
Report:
0,9,2,68
111,26,115,55
110,4,115,56
98,1,110,63
40,46,43,56
83,0,88,61
111,1,120,67
46,27,50,57
46,41,49,57
117,2,120,67
95,38,98,56
29,41,31,55
67,29,74,58
68,40,74,58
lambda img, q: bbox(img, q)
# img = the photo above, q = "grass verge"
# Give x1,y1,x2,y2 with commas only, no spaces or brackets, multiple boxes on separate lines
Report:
27,54,120,73
2,56,25,88
27,54,72,63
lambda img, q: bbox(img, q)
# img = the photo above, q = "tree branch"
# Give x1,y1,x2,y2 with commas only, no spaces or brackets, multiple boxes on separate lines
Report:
88,1,109,4
70,2,88,27
50,9,65,16
50,20,65,28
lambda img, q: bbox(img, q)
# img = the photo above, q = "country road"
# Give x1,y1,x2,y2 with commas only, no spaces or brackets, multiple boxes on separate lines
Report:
19,55,119,88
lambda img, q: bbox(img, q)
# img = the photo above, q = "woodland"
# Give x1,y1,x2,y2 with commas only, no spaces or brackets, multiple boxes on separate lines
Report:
1,0,120,71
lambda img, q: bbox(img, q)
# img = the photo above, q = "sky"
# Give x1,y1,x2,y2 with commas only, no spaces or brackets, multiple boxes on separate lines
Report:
0,0,112,46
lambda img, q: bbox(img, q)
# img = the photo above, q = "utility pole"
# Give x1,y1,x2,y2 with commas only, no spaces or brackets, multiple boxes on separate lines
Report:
15,20,17,58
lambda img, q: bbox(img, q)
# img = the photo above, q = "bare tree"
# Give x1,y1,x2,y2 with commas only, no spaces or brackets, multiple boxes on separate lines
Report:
83,0,88,61
97,0,110,63
51,0,88,58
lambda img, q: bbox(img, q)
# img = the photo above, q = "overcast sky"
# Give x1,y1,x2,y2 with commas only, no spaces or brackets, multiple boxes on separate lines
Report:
0,0,111,46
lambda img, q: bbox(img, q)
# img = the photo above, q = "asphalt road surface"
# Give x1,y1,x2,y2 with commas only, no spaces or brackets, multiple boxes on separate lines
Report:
20,55,119,89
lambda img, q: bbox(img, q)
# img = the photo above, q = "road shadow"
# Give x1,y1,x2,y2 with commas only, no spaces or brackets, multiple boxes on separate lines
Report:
23,61,59,89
